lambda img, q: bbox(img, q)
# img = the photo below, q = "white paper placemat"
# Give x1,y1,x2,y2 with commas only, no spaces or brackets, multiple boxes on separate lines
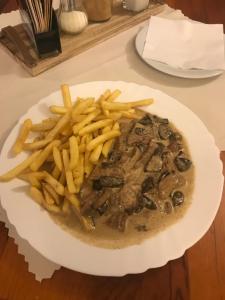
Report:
0,201,60,281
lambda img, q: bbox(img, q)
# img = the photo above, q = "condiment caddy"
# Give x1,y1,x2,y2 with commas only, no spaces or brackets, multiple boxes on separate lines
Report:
0,1,165,76
17,0,61,58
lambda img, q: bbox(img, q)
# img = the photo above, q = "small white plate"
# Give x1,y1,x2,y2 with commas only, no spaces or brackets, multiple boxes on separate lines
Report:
135,25,224,79
0,81,223,276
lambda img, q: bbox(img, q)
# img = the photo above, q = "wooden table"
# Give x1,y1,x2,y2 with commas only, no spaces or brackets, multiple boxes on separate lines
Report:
1,1,225,299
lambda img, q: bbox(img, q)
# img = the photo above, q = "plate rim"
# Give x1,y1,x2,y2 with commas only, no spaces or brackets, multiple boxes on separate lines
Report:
0,81,223,276
135,25,224,79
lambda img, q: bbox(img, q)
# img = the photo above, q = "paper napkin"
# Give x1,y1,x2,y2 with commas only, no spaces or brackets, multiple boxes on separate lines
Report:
143,15,225,70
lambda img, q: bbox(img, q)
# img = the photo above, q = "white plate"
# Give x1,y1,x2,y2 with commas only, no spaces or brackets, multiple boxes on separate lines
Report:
0,81,223,276
135,25,225,79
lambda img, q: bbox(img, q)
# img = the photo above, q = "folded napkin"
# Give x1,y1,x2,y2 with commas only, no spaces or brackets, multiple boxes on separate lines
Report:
143,15,225,70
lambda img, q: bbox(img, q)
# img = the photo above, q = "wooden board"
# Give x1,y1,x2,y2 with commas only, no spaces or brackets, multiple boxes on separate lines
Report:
0,3,165,76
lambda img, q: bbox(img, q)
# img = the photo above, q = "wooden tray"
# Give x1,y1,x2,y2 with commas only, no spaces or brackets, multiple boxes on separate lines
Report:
0,3,165,76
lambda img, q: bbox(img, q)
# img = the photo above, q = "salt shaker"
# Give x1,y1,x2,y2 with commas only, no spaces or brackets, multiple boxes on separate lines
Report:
123,0,149,12
58,0,88,34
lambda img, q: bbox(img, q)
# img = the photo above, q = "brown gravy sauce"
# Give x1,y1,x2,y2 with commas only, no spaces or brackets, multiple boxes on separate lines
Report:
51,118,194,249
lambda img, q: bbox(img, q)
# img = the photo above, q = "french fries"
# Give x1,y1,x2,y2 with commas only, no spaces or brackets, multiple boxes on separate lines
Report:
121,111,140,119
97,89,111,104
107,89,121,102
59,141,69,150
90,144,103,164
30,140,60,171
59,171,66,185
78,119,113,136
65,190,80,210
99,96,109,116
43,171,65,196
86,130,121,152
69,136,79,170
53,146,63,171
61,84,72,108
29,176,42,188
62,149,76,194
102,99,153,112
43,186,55,205
12,119,32,155
128,99,154,107
83,106,97,114
102,89,111,100
66,171,76,194
73,110,100,134
102,102,131,111
19,172,42,188
73,153,84,188
62,149,70,170
23,139,51,151
84,134,93,177
50,106,68,115
0,151,41,181
102,125,112,134
0,84,154,230
62,124,74,137
78,144,86,153
43,183,60,205
30,186,44,205
19,171,45,184
45,111,71,141
72,98,95,120
52,165,61,179
43,201,61,213
102,122,120,158
62,199,71,214
31,118,58,132
95,112,122,121
65,191,95,231
72,114,87,123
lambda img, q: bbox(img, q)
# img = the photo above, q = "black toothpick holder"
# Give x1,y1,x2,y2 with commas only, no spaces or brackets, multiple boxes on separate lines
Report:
18,0,62,58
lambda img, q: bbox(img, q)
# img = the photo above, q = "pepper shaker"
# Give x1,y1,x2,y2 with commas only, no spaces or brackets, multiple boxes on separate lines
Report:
84,0,112,22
